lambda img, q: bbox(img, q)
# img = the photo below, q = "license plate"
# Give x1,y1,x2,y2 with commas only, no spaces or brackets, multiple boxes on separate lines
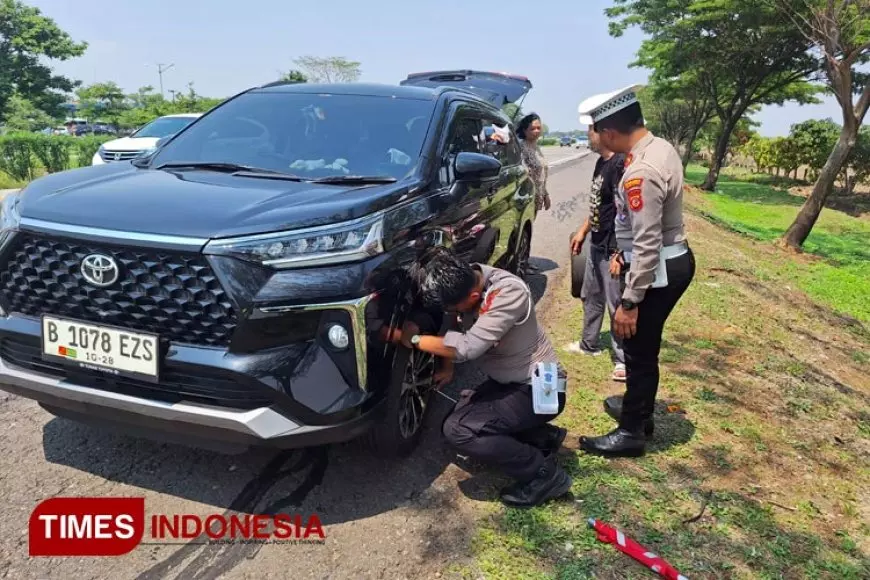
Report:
41,316,159,381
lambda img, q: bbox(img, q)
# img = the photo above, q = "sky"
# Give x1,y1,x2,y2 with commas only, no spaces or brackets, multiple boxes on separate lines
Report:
29,0,847,136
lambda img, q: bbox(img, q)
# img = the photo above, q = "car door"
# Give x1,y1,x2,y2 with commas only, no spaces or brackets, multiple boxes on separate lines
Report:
473,110,527,268
426,102,493,262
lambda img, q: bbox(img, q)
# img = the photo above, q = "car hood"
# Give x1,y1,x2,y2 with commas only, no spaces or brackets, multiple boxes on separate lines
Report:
17,164,415,241
99,136,160,151
400,70,532,107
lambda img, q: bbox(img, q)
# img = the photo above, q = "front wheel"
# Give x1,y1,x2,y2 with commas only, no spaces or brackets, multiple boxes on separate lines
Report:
366,346,435,457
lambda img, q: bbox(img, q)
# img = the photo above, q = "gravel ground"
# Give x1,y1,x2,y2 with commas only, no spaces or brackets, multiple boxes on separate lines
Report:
0,150,596,580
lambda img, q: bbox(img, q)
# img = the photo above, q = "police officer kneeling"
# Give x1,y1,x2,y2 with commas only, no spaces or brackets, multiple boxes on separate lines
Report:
401,248,572,508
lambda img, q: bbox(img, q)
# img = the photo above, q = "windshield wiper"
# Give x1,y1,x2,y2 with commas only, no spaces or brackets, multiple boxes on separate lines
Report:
309,175,398,185
155,161,305,180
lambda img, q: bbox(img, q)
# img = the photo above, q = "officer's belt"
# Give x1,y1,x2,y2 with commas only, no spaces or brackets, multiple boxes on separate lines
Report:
623,242,688,264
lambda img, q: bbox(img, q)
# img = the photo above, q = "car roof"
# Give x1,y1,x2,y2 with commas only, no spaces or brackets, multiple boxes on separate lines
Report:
253,82,444,101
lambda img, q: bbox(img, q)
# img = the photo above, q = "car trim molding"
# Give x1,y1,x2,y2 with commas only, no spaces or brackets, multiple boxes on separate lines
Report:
0,356,301,439
258,294,375,392
19,218,209,252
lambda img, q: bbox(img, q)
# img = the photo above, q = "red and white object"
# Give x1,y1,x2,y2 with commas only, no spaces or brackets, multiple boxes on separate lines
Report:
587,518,689,580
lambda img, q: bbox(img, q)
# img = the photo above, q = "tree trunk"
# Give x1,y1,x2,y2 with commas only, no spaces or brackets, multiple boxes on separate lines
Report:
782,128,858,248
701,117,738,191
681,134,697,168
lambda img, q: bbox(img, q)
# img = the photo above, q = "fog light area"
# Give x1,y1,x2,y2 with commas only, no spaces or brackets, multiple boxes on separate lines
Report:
327,324,350,350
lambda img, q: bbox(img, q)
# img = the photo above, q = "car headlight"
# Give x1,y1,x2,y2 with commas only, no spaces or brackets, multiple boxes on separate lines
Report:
0,192,22,251
204,212,385,269
0,192,21,232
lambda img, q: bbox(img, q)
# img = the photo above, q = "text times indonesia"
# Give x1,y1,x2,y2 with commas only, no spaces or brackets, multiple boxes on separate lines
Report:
29,497,326,556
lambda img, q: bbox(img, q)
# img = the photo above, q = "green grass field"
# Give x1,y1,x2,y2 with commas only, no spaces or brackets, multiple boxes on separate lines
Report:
456,172,870,579
684,165,870,324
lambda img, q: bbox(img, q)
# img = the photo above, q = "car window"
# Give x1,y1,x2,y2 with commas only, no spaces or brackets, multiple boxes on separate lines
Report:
440,110,483,185
480,114,521,166
151,92,436,180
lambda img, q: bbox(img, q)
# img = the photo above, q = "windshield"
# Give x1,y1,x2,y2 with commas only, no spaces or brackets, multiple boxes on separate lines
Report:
150,92,435,179
133,116,198,139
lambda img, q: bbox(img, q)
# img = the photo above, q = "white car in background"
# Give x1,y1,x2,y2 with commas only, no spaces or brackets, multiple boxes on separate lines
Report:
92,113,202,165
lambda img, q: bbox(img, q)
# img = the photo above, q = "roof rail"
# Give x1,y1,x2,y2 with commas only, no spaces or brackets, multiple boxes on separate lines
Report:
258,79,306,89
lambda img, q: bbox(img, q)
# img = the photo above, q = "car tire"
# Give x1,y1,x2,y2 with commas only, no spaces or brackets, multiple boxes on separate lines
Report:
366,345,435,457
570,231,590,298
510,226,532,279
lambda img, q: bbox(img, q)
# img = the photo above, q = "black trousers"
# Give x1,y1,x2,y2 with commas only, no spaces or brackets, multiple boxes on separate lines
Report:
442,379,566,481
620,249,696,430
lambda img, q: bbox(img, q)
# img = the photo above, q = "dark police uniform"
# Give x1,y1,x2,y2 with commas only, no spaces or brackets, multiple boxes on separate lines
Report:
437,264,567,481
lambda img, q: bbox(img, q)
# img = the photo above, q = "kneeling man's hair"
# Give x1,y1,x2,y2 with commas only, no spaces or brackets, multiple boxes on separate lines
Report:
410,247,476,309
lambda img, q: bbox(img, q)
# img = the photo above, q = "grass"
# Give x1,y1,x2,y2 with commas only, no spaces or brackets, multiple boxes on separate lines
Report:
684,165,870,324
459,176,870,579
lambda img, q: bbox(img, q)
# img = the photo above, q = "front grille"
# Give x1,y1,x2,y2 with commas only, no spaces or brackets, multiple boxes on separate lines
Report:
99,149,144,162
0,234,237,347
0,336,274,410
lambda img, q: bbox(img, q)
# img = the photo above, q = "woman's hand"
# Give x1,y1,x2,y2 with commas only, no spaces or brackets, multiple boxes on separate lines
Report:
542,194,552,211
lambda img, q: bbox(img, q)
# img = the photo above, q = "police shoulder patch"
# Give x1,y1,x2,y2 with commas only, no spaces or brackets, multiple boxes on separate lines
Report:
623,177,643,190
627,186,643,212
479,288,502,314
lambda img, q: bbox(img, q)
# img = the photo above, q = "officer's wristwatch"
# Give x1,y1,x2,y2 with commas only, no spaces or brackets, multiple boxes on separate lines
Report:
620,299,637,311
410,335,422,347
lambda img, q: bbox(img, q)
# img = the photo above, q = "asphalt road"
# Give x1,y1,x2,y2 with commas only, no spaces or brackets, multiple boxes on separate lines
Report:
0,149,597,580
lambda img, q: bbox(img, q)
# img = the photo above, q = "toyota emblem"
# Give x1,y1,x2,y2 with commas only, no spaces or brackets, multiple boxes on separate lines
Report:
80,254,120,287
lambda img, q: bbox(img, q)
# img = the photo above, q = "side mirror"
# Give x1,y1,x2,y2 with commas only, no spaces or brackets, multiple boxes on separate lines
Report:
454,152,501,181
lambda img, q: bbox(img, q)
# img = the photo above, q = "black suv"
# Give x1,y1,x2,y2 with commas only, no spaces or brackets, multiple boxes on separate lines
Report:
0,71,536,456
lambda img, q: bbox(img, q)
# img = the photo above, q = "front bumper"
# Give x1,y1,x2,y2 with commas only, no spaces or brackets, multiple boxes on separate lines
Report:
0,354,384,451
0,292,387,452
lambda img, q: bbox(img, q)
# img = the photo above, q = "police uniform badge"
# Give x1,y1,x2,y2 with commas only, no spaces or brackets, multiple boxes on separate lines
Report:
624,177,644,212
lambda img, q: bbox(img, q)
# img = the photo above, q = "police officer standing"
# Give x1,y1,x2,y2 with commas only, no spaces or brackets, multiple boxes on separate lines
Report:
399,247,572,508
576,86,696,457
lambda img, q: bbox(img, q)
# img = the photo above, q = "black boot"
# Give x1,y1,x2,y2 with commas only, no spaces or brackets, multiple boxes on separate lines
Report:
520,425,567,457
499,456,573,508
579,427,646,458
603,396,654,438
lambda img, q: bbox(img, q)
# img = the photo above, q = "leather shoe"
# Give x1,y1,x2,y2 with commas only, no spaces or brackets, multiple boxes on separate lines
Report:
499,457,573,508
603,395,654,438
579,427,646,458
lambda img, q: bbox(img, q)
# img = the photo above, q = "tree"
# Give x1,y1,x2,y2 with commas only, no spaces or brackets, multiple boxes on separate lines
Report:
116,84,224,130
1,93,55,131
789,118,841,180
608,0,820,191
771,0,870,249
293,56,361,83
637,79,715,167
171,82,222,113
76,81,128,124
0,0,87,122
846,126,870,194
280,70,308,84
